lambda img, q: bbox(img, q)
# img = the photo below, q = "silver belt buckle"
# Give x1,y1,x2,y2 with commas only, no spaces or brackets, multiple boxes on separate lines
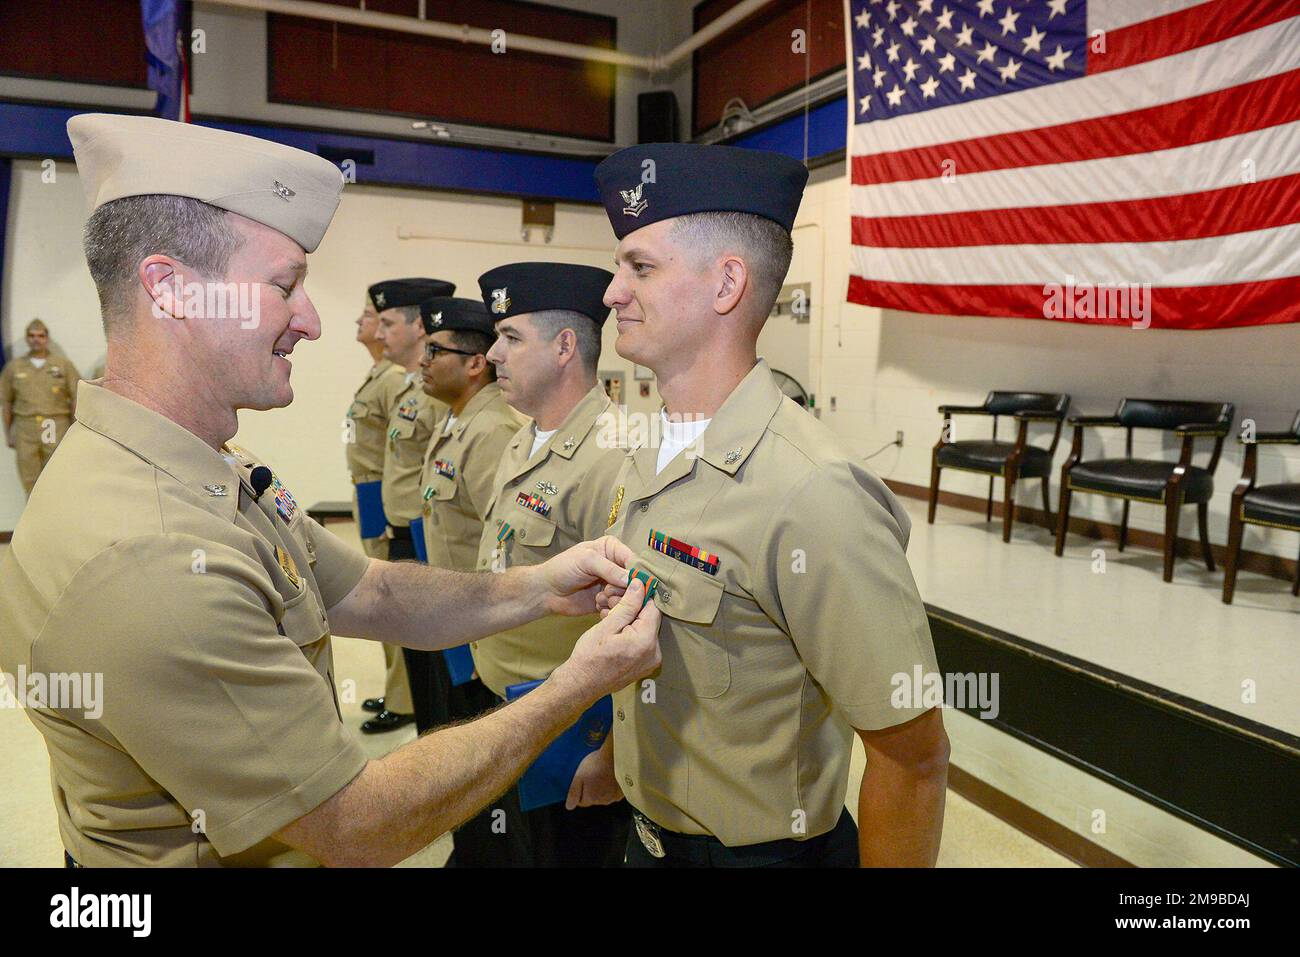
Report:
634,814,665,859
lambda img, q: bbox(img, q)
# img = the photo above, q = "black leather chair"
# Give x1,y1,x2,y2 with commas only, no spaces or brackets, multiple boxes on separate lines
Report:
1224,411,1300,604
929,392,1070,542
1055,399,1234,582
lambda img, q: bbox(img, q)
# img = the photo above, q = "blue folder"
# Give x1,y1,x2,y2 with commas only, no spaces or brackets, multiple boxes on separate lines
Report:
444,644,476,686
505,680,613,811
355,480,387,540
409,518,475,686
409,518,427,562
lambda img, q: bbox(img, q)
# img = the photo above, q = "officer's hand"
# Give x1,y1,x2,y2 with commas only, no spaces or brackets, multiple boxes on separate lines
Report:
565,737,622,810
557,578,661,699
4,431,13,449
595,582,627,618
539,535,636,617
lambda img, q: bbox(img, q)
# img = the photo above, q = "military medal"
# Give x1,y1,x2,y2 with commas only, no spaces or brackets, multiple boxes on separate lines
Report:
270,474,298,524
396,397,419,422
492,521,515,570
649,530,719,576
516,491,551,518
626,566,659,607
606,485,625,529
433,459,456,479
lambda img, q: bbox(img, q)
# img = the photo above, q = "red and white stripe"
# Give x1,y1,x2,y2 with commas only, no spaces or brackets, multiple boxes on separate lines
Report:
846,0,1300,329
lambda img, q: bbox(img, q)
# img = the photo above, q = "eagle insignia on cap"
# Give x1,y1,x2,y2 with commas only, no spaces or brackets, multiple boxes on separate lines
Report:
491,288,511,315
374,291,387,308
620,182,647,218
431,311,443,328
273,180,296,201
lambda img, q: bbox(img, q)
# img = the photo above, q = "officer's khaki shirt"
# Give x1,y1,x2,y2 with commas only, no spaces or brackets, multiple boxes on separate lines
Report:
419,382,525,572
345,358,406,484
606,359,939,847
0,354,81,419
0,383,372,867
381,375,445,526
471,386,624,697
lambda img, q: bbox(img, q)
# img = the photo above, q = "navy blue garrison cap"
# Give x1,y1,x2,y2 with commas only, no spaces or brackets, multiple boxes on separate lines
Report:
477,262,614,326
420,296,494,337
368,278,455,312
594,143,809,240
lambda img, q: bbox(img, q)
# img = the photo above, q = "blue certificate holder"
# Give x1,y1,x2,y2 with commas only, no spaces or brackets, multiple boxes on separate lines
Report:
409,518,475,686
505,679,613,811
410,518,427,562
444,644,476,686
355,480,387,540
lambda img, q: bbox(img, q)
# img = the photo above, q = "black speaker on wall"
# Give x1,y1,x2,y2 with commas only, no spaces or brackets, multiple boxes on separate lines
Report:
638,91,680,143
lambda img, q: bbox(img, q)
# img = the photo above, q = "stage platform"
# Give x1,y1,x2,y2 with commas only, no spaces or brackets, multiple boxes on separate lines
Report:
897,494,1297,866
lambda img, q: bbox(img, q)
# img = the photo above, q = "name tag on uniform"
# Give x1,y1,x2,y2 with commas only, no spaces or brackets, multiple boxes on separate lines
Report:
274,545,301,588
649,530,719,576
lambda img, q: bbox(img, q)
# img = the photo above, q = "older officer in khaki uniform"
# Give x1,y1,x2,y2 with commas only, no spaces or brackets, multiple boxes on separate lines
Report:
470,261,632,866
595,143,949,867
1,319,82,496
0,113,661,868
414,295,525,866
345,288,414,732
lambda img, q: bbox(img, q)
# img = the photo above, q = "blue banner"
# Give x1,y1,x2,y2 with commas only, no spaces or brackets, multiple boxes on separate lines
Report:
0,158,8,368
141,0,186,121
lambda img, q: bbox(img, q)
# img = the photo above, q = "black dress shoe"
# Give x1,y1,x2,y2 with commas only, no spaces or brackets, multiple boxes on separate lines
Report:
362,697,385,714
361,710,415,734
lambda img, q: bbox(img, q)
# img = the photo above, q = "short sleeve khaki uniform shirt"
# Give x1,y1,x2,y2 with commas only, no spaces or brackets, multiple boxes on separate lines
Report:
0,383,371,866
606,360,939,847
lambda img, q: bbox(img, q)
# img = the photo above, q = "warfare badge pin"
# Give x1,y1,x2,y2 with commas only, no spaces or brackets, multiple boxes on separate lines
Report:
620,182,648,218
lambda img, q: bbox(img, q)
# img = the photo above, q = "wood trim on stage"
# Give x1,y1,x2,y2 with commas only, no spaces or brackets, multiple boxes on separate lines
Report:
928,605,1299,866
947,764,1132,868
888,478,1300,584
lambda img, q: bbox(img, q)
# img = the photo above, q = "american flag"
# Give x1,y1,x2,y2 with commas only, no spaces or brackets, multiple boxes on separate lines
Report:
845,0,1300,329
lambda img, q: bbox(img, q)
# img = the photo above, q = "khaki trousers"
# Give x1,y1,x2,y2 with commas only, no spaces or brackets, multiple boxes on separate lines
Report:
13,414,71,496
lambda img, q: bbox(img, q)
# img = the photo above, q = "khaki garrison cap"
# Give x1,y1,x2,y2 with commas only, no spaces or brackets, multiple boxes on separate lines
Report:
67,113,344,253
